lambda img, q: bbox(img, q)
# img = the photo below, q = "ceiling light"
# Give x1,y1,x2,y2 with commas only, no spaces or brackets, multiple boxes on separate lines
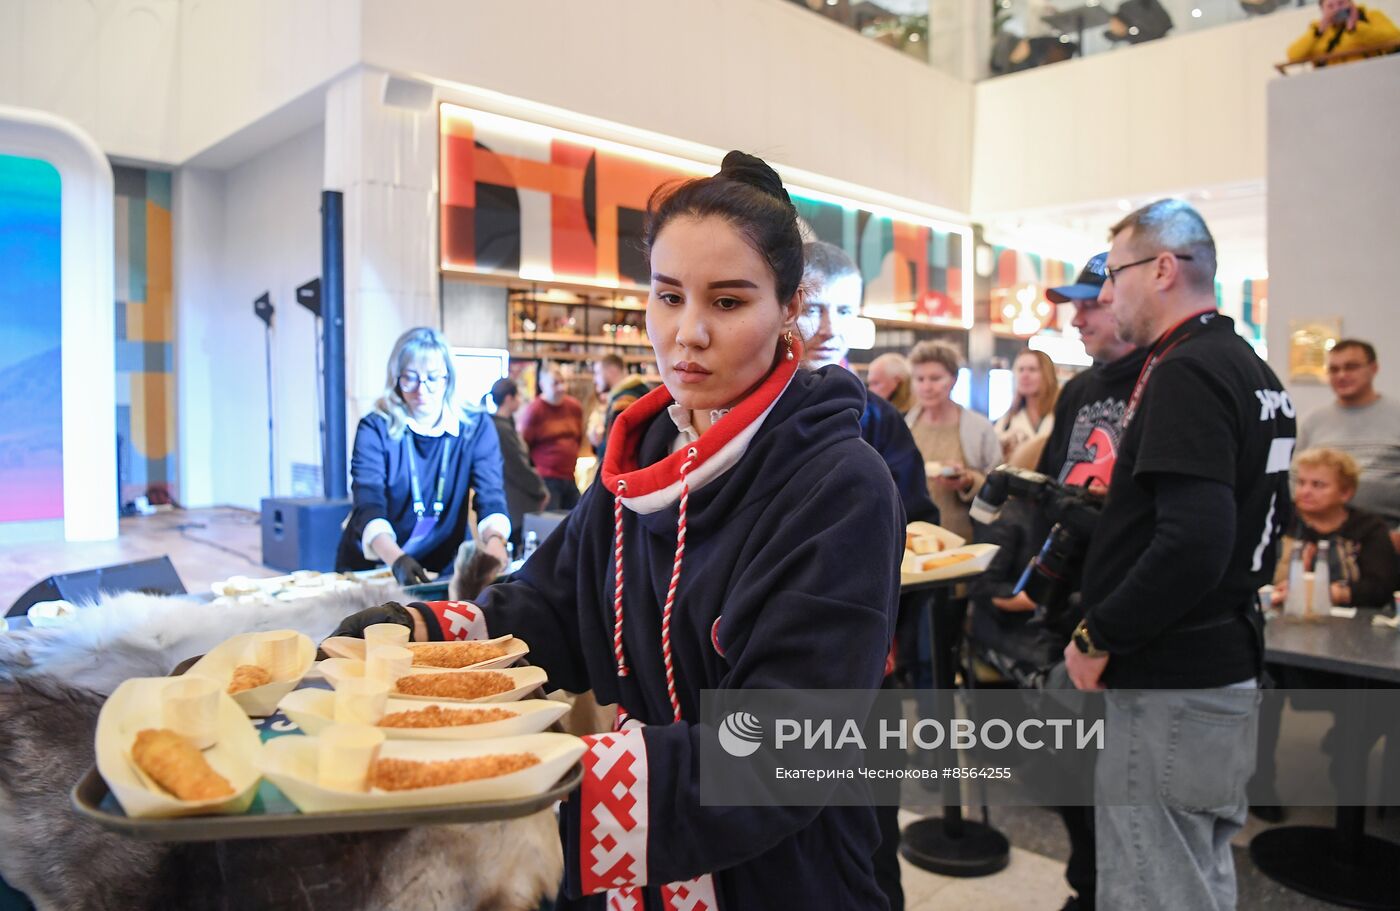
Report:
1191,7,1202,17
909,32,921,41
1128,25,1140,35
1059,34,1070,43
827,0,838,5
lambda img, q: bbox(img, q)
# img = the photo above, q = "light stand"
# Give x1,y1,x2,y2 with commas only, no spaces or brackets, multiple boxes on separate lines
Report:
253,291,275,497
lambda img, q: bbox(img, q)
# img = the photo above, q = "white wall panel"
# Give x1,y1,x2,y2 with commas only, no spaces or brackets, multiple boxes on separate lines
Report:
1266,55,1400,416
174,126,325,509
359,0,975,214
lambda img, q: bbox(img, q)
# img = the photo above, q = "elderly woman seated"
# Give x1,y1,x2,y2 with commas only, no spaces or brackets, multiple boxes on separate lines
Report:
1271,447,1399,609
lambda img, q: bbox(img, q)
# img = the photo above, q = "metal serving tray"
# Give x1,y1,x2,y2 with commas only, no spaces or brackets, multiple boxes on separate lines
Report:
71,760,579,842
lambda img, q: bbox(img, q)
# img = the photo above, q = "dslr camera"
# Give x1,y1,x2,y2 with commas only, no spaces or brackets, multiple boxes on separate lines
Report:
970,467,1103,622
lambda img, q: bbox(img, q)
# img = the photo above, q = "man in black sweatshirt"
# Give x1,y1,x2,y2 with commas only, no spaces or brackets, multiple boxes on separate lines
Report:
979,251,1144,911
800,240,938,911
1066,200,1294,910
1037,252,1147,491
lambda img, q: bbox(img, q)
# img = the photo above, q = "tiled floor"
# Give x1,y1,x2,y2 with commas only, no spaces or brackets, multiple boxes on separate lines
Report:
897,809,1072,911
3,511,1396,909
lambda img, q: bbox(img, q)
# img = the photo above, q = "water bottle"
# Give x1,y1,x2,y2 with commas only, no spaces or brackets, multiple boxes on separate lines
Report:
1311,540,1332,617
1283,541,1307,618
521,530,539,563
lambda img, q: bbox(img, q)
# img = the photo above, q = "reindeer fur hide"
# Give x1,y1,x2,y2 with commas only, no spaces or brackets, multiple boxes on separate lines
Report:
0,587,560,911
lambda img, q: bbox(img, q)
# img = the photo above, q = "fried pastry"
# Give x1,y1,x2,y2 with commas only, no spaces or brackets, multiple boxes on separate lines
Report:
377,704,516,728
228,664,272,694
369,753,539,790
392,671,515,700
131,728,234,801
916,552,975,572
409,641,510,668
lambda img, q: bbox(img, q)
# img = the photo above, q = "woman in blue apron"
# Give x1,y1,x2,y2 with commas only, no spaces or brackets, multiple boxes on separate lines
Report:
335,327,511,584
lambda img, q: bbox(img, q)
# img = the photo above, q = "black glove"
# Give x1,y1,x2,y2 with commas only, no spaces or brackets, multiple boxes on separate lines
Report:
327,600,415,641
392,553,431,586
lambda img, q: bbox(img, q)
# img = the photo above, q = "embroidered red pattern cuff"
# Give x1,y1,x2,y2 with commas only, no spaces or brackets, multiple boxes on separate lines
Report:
417,600,490,641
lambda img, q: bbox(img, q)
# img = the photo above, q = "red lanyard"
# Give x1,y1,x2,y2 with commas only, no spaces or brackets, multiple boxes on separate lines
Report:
1121,309,1217,431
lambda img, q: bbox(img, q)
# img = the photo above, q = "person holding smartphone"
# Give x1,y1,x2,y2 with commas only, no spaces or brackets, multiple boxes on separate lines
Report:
904,340,1001,543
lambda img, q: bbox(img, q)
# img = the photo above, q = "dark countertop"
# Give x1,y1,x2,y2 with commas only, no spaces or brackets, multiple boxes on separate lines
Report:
1264,611,1400,684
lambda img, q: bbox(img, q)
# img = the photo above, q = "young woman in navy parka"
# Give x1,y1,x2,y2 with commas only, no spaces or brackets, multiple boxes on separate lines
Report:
335,152,904,910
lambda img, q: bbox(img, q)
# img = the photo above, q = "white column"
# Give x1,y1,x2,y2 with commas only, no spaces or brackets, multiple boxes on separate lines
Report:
0,106,117,541
323,68,440,430
171,166,225,509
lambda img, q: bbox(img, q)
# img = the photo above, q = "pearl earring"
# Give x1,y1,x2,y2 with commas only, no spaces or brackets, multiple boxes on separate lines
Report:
784,331,794,361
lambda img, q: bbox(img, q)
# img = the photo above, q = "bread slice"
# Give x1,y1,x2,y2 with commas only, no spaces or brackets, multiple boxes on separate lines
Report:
909,535,943,555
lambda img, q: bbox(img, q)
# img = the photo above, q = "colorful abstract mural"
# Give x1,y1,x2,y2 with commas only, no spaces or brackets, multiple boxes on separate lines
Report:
114,165,176,506
440,105,964,321
1241,277,1267,343
0,153,63,523
989,245,1077,335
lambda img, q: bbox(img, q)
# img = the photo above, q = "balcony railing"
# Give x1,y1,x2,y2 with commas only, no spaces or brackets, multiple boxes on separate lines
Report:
783,0,1351,81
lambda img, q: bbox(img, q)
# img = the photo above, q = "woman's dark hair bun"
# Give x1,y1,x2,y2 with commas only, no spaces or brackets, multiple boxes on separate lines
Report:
643,150,804,302
718,151,792,209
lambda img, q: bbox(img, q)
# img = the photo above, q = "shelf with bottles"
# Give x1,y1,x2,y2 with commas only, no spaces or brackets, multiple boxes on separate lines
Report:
507,331,653,348
510,290,647,346
865,314,968,333
518,350,657,367
511,295,647,313
508,286,647,316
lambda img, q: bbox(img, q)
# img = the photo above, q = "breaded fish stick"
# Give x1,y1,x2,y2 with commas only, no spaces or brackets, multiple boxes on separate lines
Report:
131,729,234,801
393,671,514,700
370,753,539,790
409,641,509,669
228,664,271,694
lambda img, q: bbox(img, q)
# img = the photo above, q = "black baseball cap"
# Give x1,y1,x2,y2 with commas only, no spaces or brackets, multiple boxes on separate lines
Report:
1047,252,1108,303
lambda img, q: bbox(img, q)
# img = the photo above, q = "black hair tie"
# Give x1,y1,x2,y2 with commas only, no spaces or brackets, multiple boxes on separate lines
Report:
719,150,793,209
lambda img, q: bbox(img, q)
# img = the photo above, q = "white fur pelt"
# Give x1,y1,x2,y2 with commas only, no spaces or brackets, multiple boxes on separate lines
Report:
0,587,562,911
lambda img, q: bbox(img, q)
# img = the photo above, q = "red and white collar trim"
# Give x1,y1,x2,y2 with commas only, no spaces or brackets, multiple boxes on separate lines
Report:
600,344,800,699
600,352,798,516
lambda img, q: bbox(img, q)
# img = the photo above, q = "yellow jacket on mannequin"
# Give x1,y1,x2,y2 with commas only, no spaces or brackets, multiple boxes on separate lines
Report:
1287,5,1400,65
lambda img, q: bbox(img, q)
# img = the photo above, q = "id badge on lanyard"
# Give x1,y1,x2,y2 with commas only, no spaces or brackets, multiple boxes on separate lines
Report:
404,434,452,553
1121,309,1216,431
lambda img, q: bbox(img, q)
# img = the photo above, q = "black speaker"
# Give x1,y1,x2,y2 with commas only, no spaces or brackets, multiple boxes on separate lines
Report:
261,497,352,572
6,556,187,618
296,277,322,318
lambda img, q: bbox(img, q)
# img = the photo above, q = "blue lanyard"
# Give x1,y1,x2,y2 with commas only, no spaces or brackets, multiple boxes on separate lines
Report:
404,432,453,519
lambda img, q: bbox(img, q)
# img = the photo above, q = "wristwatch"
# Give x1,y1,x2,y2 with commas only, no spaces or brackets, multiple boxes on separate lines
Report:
1072,620,1108,658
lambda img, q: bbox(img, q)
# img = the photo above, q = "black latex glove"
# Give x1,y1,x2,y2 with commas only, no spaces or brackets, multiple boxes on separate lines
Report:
392,553,431,586
327,600,415,641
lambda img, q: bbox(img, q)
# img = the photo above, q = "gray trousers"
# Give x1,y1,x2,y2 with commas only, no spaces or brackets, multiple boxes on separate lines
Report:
1095,684,1260,911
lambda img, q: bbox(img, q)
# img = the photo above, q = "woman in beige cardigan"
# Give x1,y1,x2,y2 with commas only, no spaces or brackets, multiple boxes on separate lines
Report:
905,340,1001,542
